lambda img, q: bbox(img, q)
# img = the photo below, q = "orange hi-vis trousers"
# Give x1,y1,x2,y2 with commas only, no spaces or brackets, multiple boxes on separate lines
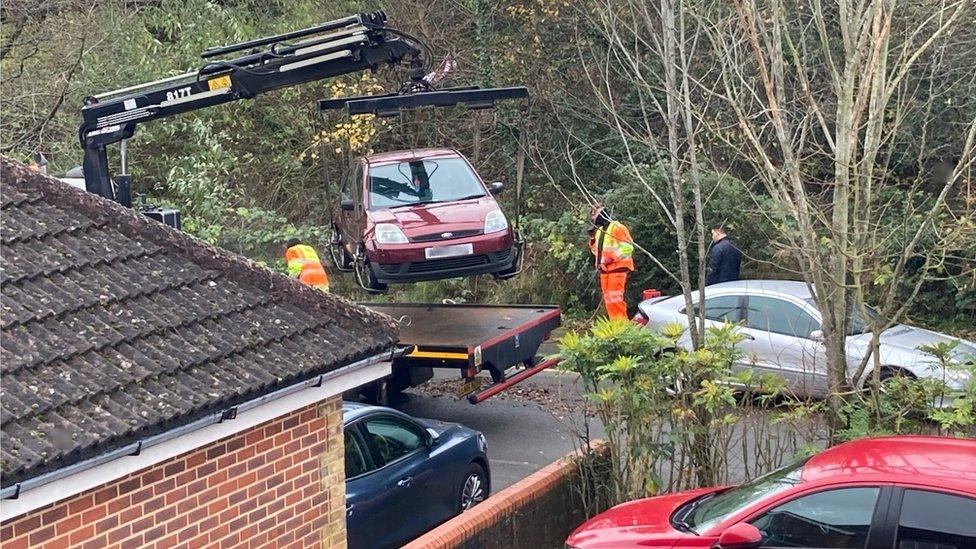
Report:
600,272,629,320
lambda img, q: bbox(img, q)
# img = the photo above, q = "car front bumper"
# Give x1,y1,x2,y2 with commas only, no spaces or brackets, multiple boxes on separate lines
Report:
371,247,515,283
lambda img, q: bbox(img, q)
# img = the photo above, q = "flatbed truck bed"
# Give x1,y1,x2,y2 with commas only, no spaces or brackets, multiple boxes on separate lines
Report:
361,303,561,404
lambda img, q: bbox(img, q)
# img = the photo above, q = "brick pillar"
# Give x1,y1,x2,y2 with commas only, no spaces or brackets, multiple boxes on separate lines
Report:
318,396,347,548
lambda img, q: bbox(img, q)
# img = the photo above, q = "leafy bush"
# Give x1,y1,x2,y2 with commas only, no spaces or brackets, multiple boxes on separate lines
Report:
563,318,975,509
560,319,823,504
837,341,975,440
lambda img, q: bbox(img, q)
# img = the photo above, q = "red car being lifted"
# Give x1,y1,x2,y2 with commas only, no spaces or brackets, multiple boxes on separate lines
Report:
330,148,519,293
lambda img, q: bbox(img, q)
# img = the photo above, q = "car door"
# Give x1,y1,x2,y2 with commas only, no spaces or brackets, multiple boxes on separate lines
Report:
739,295,827,398
889,488,976,549
749,486,884,548
345,427,384,549
360,413,438,547
349,161,366,249
338,161,356,251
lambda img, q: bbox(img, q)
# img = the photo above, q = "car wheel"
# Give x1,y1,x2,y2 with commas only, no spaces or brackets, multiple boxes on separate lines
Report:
877,367,915,387
457,463,488,512
328,225,353,272
354,251,387,294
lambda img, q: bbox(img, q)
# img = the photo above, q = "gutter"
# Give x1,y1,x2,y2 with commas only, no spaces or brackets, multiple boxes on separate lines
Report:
1,347,405,519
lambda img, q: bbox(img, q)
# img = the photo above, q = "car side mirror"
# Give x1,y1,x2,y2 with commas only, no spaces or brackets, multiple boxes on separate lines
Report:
425,428,440,446
809,329,824,342
340,198,355,211
489,181,504,195
717,523,762,549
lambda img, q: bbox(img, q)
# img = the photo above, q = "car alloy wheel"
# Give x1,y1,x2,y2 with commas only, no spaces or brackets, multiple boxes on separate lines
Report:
460,469,486,511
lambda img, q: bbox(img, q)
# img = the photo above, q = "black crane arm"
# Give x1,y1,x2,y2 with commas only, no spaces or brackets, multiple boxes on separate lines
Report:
80,11,419,203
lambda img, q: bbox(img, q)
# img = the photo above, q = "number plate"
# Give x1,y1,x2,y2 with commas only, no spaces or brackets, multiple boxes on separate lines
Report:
456,377,484,398
425,243,473,259
207,75,232,91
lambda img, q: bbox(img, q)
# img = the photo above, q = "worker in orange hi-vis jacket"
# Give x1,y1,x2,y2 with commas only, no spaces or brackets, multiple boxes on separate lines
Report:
285,238,330,292
588,205,635,320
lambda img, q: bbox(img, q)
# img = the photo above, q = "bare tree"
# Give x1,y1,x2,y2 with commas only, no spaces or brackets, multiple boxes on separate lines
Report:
573,0,714,348
701,0,975,429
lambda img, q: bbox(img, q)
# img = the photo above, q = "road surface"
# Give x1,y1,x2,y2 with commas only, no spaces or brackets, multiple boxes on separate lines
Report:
393,367,604,490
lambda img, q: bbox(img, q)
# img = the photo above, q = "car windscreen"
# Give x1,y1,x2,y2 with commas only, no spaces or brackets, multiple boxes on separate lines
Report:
682,455,809,534
367,157,485,209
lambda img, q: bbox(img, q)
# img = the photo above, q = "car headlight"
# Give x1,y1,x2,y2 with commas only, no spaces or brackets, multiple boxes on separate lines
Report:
478,432,487,450
374,223,408,244
484,210,508,234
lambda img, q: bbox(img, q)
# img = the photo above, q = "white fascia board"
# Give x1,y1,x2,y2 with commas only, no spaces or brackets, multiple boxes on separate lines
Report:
0,360,390,522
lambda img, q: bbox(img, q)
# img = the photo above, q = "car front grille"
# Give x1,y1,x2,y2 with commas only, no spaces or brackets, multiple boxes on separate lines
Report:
410,229,483,243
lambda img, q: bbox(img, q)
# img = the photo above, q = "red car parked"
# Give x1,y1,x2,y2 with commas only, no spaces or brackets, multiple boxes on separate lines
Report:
330,148,518,293
566,436,976,549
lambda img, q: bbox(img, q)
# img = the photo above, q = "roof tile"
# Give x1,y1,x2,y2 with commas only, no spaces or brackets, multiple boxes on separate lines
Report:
1,157,398,486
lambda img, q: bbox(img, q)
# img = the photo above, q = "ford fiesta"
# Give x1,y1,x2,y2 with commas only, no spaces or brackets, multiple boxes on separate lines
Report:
330,148,519,293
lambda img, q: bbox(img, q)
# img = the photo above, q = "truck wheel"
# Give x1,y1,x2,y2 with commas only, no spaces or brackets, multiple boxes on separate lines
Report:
457,463,488,512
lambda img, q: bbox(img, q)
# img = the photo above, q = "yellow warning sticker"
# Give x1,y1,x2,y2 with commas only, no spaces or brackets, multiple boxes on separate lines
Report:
207,75,232,91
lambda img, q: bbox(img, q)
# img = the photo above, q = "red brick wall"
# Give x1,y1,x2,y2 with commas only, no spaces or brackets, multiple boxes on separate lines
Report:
1,397,347,549
403,442,607,549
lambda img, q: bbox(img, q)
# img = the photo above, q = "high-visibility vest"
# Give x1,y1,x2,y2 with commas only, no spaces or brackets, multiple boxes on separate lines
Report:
285,244,330,291
589,221,635,272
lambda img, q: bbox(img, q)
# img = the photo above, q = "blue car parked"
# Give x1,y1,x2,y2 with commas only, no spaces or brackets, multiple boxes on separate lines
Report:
343,402,490,549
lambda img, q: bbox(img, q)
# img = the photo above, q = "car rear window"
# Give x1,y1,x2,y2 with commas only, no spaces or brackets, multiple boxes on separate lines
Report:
368,157,485,209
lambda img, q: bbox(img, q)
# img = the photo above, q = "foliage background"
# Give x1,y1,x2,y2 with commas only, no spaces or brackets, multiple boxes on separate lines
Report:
1,0,973,332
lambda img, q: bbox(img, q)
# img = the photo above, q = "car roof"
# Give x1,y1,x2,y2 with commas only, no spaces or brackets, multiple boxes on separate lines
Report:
702,279,813,300
801,436,976,484
364,148,461,165
341,401,412,424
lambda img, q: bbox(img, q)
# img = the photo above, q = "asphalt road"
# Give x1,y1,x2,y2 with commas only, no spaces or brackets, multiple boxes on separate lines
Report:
392,368,605,491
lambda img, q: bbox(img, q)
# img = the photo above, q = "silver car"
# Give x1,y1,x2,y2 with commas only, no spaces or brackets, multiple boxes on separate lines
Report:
635,279,975,398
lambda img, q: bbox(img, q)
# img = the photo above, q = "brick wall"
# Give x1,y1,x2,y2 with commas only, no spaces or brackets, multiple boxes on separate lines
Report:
403,443,607,549
1,397,346,549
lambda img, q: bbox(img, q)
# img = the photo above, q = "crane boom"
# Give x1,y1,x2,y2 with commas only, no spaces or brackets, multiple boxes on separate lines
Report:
80,11,416,204
78,10,529,216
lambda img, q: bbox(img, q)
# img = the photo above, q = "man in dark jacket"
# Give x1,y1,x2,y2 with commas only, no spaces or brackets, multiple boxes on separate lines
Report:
706,224,742,285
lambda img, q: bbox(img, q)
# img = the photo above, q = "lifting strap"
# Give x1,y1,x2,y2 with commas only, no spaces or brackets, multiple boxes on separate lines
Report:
514,122,526,231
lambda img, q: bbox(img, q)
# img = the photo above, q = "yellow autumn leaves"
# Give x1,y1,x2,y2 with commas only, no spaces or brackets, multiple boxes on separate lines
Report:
299,74,388,161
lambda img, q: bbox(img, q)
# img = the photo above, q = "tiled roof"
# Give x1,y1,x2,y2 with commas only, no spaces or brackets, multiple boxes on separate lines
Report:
0,157,398,487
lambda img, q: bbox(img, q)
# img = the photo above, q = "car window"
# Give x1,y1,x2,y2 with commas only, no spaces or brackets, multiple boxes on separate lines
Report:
367,157,485,209
750,487,879,548
746,296,821,338
344,429,372,479
897,490,976,549
362,415,425,466
694,295,742,322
